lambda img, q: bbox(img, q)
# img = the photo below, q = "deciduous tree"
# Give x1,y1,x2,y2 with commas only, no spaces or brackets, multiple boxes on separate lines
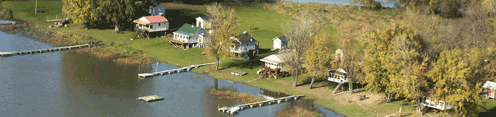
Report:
304,31,332,89
205,3,238,70
282,11,319,87
62,0,102,28
428,48,485,116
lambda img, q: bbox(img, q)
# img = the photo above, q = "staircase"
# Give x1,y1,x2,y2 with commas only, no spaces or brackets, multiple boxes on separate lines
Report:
131,28,144,40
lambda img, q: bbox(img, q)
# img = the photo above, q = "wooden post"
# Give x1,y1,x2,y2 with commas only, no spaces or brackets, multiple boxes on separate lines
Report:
35,0,38,15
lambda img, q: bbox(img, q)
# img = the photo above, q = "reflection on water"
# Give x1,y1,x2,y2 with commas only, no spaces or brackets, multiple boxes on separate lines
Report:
0,31,344,116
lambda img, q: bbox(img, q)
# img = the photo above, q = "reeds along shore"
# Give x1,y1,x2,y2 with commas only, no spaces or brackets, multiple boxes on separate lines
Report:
0,24,155,66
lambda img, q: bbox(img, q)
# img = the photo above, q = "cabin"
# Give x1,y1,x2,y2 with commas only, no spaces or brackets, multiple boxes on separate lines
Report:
229,31,259,55
272,36,288,51
149,4,166,16
421,87,453,111
328,68,348,83
133,15,169,38
171,24,207,48
483,81,496,100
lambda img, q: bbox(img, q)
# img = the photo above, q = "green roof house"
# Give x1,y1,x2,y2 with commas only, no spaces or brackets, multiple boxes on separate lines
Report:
172,24,207,48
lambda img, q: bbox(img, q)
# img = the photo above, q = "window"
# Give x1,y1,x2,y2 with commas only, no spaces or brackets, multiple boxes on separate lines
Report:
159,23,161,26
150,25,153,29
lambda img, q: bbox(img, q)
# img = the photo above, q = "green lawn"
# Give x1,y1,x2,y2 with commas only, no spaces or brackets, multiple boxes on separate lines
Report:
1,0,64,22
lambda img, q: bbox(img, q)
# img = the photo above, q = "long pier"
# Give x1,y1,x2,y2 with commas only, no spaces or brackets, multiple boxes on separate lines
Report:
218,95,304,115
138,62,217,78
0,44,96,57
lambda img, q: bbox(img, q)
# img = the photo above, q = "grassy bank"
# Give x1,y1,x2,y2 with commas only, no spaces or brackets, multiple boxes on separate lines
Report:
277,106,325,117
209,88,265,104
3,0,496,117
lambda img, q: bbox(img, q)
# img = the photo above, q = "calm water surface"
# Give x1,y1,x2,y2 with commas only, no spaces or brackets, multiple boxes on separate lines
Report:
0,31,344,117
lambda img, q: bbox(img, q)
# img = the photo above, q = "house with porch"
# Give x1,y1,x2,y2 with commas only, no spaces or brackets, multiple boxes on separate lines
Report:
421,87,453,111
272,36,288,51
171,24,207,48
132,15,168,40
229,31,259,59
483,81,496,100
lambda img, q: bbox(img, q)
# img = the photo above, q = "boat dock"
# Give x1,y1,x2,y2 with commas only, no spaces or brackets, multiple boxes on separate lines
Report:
138,62,217,78
0,44,96,57
218,95,304,114
136,95,164,102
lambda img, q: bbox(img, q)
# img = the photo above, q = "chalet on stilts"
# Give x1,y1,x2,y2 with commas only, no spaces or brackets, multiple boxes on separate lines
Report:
131,15,169,40
170,24,207,49
258,53,290,79
483,81,496,100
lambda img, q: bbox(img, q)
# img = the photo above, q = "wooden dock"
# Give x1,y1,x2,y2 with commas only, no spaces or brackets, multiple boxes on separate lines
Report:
0,44,96,57
136,95,164,102
218,95,304,114
137,62,217,78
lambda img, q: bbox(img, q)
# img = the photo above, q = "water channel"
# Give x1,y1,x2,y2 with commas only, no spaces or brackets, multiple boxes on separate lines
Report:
0,29,344,116
286,0,400,8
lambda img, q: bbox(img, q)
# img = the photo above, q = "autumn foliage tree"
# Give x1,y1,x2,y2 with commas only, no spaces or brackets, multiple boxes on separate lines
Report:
62,0,102,28
363,24,428,103
205,3,238,70
304,31,332,89
428,48,485,116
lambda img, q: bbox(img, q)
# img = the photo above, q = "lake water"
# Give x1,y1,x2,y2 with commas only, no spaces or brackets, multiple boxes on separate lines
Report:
285,0,400,8
0,30,344,117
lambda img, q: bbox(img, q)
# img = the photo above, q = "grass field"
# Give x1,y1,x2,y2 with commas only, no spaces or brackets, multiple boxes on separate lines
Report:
3,0,496,117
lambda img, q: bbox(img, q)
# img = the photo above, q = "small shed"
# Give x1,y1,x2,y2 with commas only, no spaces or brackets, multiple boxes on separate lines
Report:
171,24,207,48
328,68,348,83
149,4,166,16
272,36,288,51
483,81,496,100
421,87,453,111
195,16,211,30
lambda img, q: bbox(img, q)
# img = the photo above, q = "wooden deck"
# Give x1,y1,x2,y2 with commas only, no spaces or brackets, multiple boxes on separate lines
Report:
218,95,304,114
136,95,164,102
0,44,96,57
137,62,217,78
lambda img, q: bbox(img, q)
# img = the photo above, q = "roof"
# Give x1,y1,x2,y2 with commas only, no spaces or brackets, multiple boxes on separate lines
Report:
234,33,255,43
483,81,496,89
133,15,168,24
175,24,202,34
273,36,288,42
260,53,290,64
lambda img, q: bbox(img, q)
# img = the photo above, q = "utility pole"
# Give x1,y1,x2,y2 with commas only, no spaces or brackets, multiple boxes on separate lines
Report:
35,0,38,15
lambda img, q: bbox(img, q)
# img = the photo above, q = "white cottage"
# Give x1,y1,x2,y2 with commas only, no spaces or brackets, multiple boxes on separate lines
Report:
171,24,207,48
133,15,169,38
195,16,213,35
483,81,496,100
328,68,348,83
272,36,288,51
229,31,259,54
421,87,453,111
